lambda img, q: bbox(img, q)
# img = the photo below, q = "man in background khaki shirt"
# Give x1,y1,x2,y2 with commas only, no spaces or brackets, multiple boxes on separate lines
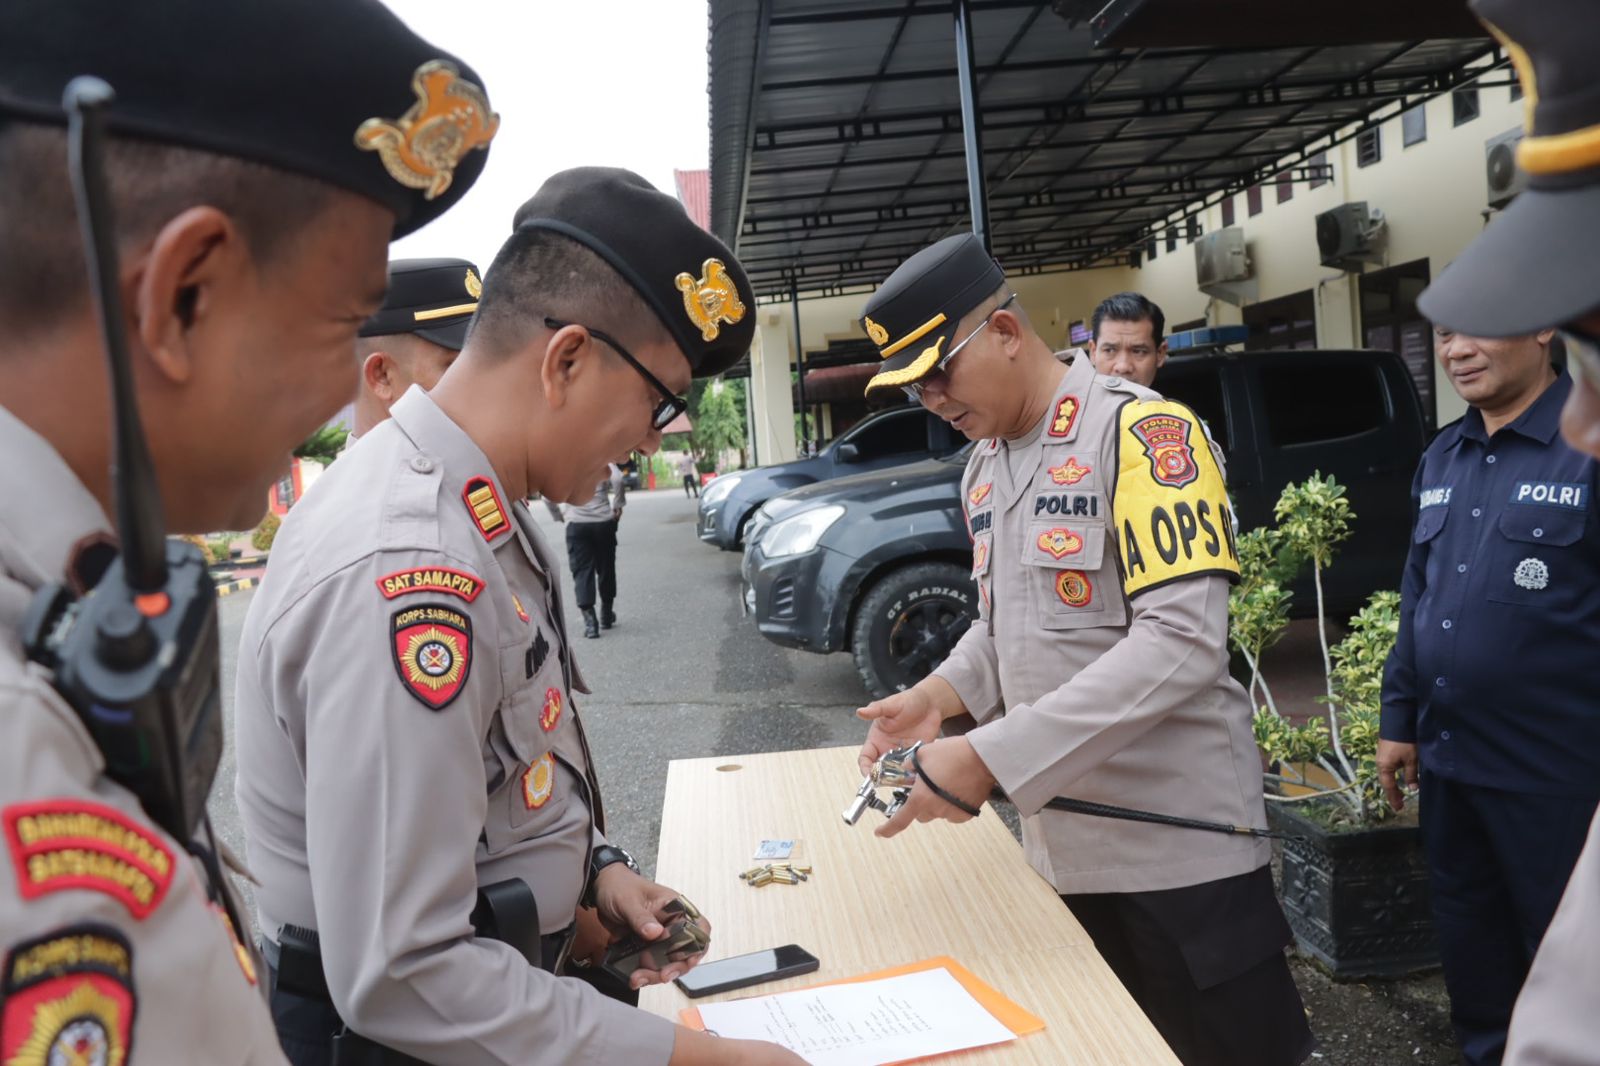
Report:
235,168,802,1066
853,234,1311,1066
0,3,491,1061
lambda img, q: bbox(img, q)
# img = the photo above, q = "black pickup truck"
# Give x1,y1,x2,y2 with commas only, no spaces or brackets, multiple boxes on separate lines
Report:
742,348,1429,699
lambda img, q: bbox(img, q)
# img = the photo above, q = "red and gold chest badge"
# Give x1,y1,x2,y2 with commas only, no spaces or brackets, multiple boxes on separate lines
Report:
375,566,484,603
1037,528,1084,560
3,801,174,921
539,687,563,733
1055,570,1093,608
1047,458,1091,486
971,540,989,576
462,477,510,542
967,482,993,508
523,753,556,810
1047,396,1081,438
1129,413,1199,488
1,925,134,1066
391,604,472,710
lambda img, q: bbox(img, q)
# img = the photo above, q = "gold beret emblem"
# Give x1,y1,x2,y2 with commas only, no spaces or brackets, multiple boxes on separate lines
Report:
356,60,500,201
465,269,482,299
864,317,889,347
674,258,747,342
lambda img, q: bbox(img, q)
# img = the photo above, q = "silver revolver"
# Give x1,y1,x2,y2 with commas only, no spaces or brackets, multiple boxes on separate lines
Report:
842,741,922,825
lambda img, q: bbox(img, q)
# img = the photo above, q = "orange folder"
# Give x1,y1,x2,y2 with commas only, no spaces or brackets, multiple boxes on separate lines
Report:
679,955,1045,1062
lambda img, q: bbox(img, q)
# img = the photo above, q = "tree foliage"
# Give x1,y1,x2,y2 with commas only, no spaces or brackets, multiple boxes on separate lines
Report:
295,425,349,465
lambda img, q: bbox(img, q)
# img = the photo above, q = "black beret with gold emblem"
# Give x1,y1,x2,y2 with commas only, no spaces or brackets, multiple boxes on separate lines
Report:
511,167,756,378
1418,0,1600,334
0,0,496,239
361,258,483,351
861,233,1005,396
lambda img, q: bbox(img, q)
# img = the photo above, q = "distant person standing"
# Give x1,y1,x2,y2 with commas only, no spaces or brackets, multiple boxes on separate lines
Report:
680,453,699,497
548,463,627,637
1088,292,1168,388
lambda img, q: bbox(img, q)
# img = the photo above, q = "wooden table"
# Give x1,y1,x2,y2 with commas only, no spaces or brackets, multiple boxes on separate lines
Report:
640,746,1179,1065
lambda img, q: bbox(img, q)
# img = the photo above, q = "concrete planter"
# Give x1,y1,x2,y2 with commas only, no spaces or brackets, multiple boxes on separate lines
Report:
1269,801,1438,979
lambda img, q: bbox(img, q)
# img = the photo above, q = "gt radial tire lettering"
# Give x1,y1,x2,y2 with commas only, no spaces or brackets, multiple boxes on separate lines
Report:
882,587,967,620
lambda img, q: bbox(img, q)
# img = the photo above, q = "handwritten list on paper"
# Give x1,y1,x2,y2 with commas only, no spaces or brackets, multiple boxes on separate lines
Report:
694,967,1018,1066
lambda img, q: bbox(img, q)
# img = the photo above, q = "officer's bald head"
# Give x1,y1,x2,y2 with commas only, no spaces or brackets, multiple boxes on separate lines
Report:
0,123,336,340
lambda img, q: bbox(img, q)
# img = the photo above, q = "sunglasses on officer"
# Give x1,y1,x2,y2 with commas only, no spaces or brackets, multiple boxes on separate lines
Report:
903,293,1019,402
544,317,688,431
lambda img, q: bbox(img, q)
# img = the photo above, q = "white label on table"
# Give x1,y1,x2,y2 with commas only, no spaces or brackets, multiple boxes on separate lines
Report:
695,967,1018,1066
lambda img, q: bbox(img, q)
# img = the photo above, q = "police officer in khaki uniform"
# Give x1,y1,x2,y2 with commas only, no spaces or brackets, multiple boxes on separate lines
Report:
0,2,492,1060
349,258,483,442
234,169,803,1066
1413,2,1600,1062
854,235,1312,1066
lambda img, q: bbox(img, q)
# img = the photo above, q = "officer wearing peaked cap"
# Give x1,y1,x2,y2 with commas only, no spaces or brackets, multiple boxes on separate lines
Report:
855,233,1313,1066
1407,2,1600,1063
235,168,803,1065
0,2,492,1063
349,258,484,442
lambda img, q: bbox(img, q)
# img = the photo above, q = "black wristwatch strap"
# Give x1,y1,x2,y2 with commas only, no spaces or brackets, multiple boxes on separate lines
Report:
911,746,983,817
582,845,638,908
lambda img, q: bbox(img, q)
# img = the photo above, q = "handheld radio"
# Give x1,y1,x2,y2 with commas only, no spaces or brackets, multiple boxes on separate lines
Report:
20,78,227,864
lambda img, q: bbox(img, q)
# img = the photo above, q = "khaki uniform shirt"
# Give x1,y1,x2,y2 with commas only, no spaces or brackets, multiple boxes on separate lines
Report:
1505,808,1600,1065
0,404,285,1064
234,387,674,1064
561,464,625,524
935,352,1269,894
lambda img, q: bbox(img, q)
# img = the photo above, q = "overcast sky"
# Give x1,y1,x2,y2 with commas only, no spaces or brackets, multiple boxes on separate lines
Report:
384,0,712,271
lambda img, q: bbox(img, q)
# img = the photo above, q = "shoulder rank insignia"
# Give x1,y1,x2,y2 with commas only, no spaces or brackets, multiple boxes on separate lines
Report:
210,905,257,987
1047,458,1090,485
4,801,175,920
376,566,484,602
540,687,563,733
523,754,556,810
355,60,499,201
391,604,472,710
463,477,510,542
1055,570,1093,608
967,482,992,508
1047,396,1081,438
674,258,747,342
1130,412,1199,488
1,925,134,1066
1037,528,1084,560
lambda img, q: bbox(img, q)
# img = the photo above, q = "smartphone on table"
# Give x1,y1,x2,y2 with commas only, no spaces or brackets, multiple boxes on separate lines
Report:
674,944,820,998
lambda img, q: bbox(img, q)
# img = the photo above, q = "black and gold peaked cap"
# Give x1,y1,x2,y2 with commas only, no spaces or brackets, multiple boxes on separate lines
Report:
0,0,497,240
861,233,1006,396
1418,0,1600,335
361,258,484,350
512,167,756,378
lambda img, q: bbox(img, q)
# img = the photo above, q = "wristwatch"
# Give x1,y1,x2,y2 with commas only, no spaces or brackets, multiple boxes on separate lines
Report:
582,845,639,907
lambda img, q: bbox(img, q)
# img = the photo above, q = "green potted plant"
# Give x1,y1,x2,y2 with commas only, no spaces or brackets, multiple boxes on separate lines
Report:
1232,474,1436,978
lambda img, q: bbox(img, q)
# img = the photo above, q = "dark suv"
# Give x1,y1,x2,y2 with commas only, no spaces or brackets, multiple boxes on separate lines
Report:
742,349,1428,699
697,404,964,550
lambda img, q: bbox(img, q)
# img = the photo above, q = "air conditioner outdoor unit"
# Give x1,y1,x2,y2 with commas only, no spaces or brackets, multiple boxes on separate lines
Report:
1485,127,1527,210
1194,227,1255,305
1316,202,1387,271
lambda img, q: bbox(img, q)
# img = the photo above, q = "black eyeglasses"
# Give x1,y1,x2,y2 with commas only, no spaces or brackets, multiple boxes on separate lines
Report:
902,293,1018,401
545,317,687,431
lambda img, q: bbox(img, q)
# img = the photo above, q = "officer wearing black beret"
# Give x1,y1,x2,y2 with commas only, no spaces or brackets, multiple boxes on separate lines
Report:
0,1,492,1063
350,258,484,441
235,168,801,1065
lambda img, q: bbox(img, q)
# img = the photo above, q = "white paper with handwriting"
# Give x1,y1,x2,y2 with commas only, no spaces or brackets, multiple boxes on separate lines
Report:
694,966,1017,1066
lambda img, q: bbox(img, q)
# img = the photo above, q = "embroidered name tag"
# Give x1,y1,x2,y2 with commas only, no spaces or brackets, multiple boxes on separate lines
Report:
1511,481,1586,510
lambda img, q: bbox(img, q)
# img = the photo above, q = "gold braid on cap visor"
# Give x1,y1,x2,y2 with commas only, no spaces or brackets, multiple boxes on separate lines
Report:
867,335,946,391
1485,18,1600,175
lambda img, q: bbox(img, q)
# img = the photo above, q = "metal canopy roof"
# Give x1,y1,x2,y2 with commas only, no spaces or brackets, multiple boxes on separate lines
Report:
708,0,1501,302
